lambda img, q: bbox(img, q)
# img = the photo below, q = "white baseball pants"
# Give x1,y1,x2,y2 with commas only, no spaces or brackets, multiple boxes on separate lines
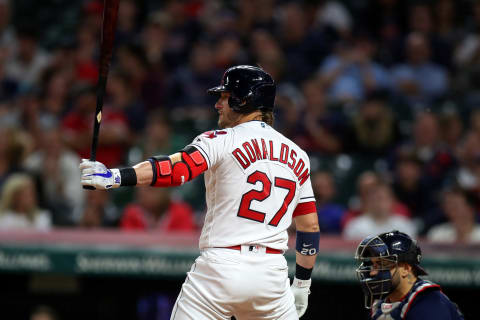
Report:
170,247,299,320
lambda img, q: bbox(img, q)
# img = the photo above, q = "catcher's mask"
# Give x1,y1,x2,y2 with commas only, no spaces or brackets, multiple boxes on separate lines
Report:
355,230,427,309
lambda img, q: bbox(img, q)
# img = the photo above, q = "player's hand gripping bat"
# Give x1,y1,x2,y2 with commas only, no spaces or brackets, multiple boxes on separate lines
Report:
83,0,120,190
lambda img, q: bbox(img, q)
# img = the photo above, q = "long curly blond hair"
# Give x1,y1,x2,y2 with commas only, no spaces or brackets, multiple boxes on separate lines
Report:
0,173,38,221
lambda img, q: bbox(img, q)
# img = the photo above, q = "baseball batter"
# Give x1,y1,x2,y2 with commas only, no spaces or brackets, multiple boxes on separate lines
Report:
80,65,320,319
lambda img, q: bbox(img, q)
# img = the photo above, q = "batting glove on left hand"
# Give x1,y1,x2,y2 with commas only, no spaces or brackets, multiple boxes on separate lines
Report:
291,277,311,318
79,159,121,190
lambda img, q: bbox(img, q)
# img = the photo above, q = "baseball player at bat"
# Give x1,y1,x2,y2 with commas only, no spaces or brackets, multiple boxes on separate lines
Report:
80,65,320,319
355,230,464,320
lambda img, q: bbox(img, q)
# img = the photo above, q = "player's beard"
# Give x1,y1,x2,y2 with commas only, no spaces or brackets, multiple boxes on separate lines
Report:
388,268,401,295
218,107,241,129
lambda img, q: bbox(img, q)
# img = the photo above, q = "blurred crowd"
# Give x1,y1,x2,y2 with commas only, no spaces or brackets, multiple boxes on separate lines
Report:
1,0,480,244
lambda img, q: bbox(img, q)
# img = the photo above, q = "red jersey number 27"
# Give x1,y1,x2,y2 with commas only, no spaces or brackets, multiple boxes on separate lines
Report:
237,171,296,226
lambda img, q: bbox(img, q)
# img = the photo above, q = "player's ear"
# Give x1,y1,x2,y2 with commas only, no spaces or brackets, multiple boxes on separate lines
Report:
397,262,412,277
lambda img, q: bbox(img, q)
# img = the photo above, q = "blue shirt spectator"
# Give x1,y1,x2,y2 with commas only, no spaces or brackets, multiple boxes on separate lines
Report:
312,171,346,233
391,32,448,108
319,39,391,102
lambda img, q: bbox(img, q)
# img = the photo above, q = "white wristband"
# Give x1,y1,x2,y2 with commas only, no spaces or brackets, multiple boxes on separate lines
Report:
111,168,121,188
293,277,311,288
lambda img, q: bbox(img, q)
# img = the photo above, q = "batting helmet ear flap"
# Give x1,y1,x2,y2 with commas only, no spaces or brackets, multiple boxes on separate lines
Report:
229,90,257,113
252,83,275,112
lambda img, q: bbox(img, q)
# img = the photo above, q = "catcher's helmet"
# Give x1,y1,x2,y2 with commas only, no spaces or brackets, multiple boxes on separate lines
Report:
355,230,427,308
207,65,276,113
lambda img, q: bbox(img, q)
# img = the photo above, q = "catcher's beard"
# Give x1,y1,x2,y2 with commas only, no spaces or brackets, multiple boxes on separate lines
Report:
387,268,401,297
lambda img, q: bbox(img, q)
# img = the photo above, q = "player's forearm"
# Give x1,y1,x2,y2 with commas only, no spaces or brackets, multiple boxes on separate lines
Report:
133,161,154,186
133,152,184,186
293,212,320,279
296,252,317,269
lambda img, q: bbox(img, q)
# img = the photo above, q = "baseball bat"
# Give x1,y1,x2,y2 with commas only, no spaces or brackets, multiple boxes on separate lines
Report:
84,0,120,190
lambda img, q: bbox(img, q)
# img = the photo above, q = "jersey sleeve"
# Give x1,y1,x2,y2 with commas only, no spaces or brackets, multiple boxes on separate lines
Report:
297,154,315,204
187,129,232,169
293,154,316,217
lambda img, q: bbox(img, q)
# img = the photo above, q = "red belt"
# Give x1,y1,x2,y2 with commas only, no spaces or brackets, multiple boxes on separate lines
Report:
225,245,282,254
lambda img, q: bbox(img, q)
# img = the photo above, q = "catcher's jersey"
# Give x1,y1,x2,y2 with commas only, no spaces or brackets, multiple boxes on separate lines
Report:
188,120,315,251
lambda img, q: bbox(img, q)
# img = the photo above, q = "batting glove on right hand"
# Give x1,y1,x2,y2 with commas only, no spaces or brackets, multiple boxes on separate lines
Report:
79,159,121,190
291,277,311,318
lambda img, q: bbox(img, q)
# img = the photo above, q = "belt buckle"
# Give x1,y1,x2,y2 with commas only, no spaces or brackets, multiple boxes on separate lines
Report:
241,245,265,255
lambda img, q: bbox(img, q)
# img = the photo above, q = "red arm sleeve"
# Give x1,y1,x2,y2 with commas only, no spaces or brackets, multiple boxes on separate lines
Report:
293,201,317,218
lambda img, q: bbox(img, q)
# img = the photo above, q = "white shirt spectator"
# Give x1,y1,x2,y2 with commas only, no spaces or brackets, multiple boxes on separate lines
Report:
0,210,51,231
5,47,50,87
316,1,352,33
427,223,480,244
343,213,417,240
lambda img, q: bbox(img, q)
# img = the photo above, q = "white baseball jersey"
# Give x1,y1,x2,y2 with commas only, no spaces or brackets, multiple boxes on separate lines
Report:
188,120,316,251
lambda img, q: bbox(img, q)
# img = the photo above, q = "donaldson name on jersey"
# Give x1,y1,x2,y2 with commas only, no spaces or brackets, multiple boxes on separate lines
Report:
231,137,310,186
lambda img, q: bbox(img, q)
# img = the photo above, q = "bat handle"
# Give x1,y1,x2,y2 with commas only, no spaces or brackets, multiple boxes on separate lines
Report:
83,185,95,190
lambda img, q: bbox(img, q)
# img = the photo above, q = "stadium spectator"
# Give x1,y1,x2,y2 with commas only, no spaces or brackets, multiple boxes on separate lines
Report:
213,34,246,70
250,29,287,83
439,108,464,151
452,131,480,205
295,78,345,154
279,2,323,83
73,24,99,86
115,0,140,46
394,111,456,191
391,32,448,109
30,305,59,320
434,0,462,50
359,0,407,67
23,123,84,226
427,189,480,243
0,47,18,102
343,183,416,240
0,173,51,231
312,171,345,234
38,68,73,125
0,0,16,53
314,0,353,38
319,34,391,103
77,190,119,228
166,41,220,110
0,127,32,188
5,27,50,89
62,85,130,167
391,152,433,219
129,110,187,161
342,171,410,230
120,187,196,232
344,90,402,155
407,3,453,68
106,71,146,134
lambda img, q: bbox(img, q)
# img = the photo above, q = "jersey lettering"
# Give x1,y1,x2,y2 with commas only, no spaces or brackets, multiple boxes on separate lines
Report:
261,138,269,159
269,140,278,161
232,148,249,169
250,139,263,160
288,150,297,169
279,143,289,164
243,142,257,163
238,171,297,226
231,139,310,186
